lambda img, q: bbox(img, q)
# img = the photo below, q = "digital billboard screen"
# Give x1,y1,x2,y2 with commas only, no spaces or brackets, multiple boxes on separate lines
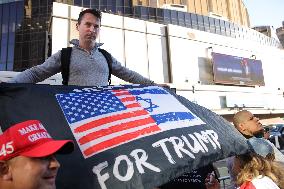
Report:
212,52,265,86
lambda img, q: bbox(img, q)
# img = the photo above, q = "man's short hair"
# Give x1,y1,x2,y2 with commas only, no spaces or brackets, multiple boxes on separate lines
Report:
232,110,250,128
78,9,102,24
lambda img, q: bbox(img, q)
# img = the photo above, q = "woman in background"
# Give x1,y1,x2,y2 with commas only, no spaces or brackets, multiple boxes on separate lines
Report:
232,153,284,189
206,138,284,189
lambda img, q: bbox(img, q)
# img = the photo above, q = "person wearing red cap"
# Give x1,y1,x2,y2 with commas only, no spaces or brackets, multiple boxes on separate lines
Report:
0,120,74,189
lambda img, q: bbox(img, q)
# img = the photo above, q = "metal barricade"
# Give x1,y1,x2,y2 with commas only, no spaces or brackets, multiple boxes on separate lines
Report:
219,176,231,189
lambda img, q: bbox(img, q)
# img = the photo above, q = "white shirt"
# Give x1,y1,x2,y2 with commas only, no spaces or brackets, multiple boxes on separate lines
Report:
237,176,279,189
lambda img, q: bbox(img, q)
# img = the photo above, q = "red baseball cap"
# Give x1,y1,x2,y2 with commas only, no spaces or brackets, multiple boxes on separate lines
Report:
0,120,74,161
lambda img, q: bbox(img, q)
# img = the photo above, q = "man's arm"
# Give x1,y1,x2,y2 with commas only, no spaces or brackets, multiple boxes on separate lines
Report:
7,51,62,83
111,56,155,85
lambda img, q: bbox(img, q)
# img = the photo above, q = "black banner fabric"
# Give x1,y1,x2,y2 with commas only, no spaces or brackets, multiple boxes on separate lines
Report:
0,84,248,189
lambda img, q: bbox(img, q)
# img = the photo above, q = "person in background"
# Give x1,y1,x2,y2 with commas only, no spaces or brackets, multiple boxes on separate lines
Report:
227,110,284,189
206,138,284,189
0,120,74,189
231,110,284,162
7,9,156,86
263,126,270,140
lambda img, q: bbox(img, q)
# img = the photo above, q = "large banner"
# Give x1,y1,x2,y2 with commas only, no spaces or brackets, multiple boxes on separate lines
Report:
0,84,248,189
212,52,265,86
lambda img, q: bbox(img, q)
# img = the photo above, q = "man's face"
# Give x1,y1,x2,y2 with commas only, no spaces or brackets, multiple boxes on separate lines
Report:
77,13,100,43
8,155,60,189
238,111,263,136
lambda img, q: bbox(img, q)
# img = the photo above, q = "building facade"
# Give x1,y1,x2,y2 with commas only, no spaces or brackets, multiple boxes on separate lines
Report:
132,0,250,27
0,0,52,72
277,21,284,48
0,0,281,72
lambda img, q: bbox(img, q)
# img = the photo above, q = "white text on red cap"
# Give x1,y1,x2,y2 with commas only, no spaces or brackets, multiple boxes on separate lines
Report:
18,122,45,135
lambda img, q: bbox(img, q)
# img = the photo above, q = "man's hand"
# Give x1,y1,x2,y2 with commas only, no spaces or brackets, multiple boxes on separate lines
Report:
156,83,170,88
205,172,220,189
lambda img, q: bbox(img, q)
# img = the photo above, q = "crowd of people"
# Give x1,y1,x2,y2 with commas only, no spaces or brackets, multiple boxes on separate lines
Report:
158,110,284,189
1,7,284,189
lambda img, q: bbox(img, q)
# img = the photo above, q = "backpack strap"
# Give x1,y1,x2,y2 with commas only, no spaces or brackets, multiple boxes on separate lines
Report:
98,48,112,85
61,47,72,85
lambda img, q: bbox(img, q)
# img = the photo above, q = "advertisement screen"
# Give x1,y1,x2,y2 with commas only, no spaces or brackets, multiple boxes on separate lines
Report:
212,52,265,86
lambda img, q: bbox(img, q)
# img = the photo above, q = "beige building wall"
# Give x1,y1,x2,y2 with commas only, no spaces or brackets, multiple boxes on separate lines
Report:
133,0,250,27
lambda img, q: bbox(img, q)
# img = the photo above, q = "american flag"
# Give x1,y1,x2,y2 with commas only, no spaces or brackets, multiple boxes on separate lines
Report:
56,86,204,158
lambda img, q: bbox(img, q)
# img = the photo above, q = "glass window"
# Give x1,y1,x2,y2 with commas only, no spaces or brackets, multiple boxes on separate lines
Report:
224,21,230,36
39,6,48,15
100,0,107,11
124,0,131,7
163,9,171,24
197,15,204,31
170,10,177,25
33,0,39,6
91,0,99,9
220,20,225,35
7,61,13,71
0,36,7,65
141,6,149,20
1,4,9,67
203,15,209,32
190,13,198,29
115,0,124,14
234,24,239,38
124,0,132,16
83,0,90,7
0,63,5,70
107,0,116,13
209,17,215,33
177,11,185,26
133,6,141,18
185,12,191,28
73,0,81,7
9,3,16,33
47,0,53,5
237,27,243,39
156,8,164,23
23,32,31,42
14,42,22,59
16,0,24,29
7,43,14,67
32,6,39,16
0,5,2,38
215,19,221,34
230,22,235,38
149,7,156,21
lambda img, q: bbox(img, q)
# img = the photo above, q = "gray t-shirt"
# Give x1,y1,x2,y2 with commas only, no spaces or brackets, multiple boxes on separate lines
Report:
8,39,154,86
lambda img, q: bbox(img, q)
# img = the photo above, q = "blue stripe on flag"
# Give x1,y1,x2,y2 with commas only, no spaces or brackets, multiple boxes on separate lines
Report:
152,112,195,124
130,88,168,95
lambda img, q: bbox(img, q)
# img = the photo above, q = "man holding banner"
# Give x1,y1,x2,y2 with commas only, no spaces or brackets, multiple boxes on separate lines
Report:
7,9,155,86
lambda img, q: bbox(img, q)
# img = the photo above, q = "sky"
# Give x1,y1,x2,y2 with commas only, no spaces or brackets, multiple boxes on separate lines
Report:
242,0,284,29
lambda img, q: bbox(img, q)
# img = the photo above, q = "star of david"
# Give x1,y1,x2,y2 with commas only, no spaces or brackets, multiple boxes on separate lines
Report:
136,97,159,112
